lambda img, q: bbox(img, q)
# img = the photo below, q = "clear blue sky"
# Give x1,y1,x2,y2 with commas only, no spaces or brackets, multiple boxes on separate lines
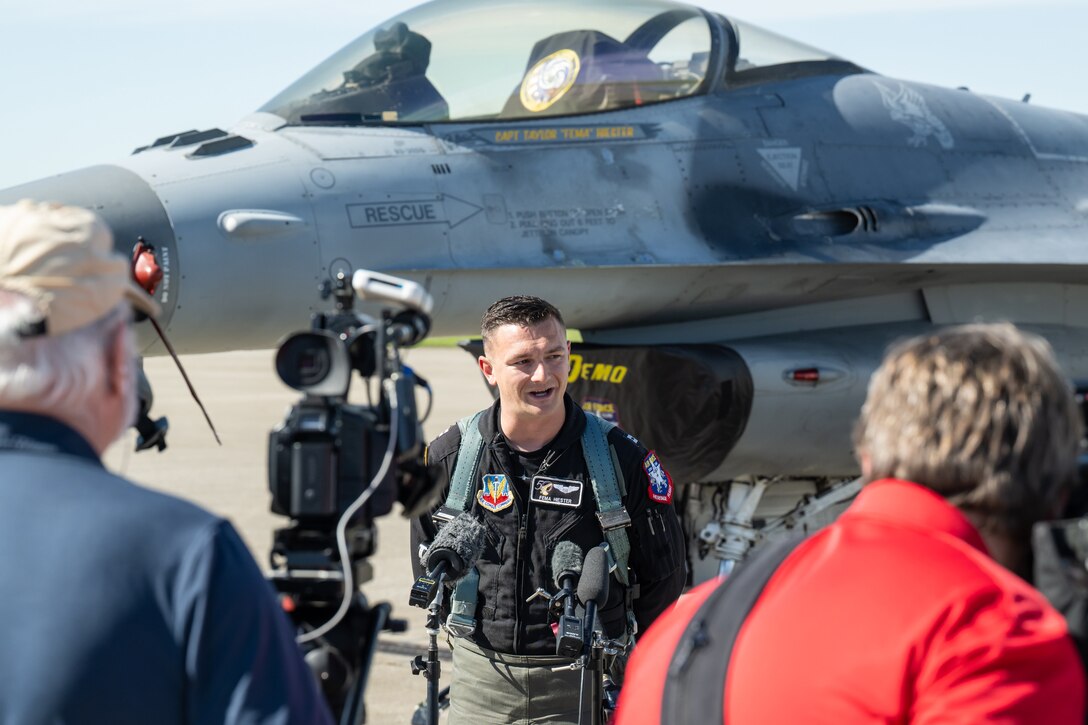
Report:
0,0,1082,190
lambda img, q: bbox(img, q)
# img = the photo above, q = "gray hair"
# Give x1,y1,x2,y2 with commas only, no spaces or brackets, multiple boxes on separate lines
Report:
854,323,1082,538
0,291,135,415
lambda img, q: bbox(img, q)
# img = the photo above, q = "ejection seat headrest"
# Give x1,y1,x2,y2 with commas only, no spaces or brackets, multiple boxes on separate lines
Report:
348,22,433,85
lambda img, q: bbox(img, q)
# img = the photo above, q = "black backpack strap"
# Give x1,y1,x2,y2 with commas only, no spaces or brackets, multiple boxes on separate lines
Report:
660,535,806,724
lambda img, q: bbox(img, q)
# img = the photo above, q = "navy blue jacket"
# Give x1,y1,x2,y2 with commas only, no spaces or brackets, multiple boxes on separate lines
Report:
0,411,333,725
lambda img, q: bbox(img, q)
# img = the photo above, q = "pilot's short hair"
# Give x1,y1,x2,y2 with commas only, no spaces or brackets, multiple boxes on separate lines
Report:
854,322,1082,538
481,296,565,350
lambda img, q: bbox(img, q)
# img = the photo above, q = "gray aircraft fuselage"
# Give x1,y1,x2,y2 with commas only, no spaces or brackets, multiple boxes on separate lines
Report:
4,1,1088,481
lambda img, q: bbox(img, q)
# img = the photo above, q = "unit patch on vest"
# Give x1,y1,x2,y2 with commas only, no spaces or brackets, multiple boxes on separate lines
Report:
530,475,584,508
643,452,673,504
478,474,514,513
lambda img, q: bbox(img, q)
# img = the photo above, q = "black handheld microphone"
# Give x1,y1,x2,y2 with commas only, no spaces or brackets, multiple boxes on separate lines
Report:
577,544,611,646
409,513,486,608
551,542,584,657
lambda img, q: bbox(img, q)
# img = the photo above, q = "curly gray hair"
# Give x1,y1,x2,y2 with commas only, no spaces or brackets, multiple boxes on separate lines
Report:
854,323,1082,538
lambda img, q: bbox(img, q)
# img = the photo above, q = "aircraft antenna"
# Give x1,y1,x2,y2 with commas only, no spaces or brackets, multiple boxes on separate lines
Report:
150,316,222,446
131,239,222,445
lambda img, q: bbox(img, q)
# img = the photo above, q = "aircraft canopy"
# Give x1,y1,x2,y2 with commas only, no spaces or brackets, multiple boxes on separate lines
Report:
261,0,845,125
262,0,717,124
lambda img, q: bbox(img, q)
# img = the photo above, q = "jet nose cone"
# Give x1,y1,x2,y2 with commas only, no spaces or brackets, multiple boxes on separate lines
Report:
0,165,177,334
0,165,174,260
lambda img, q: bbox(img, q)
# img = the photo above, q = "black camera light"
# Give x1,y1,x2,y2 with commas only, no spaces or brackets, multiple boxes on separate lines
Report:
276,329,352,398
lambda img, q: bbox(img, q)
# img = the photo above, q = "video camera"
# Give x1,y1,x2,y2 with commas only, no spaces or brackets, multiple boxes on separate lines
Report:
266,268,442,723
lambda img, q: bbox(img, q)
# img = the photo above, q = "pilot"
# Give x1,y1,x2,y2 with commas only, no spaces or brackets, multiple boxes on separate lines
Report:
614,323,1086,724
411,295,686,724
0,200,332,724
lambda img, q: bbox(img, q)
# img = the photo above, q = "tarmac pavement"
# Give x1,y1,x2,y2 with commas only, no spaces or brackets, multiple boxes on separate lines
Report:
103,346,493,723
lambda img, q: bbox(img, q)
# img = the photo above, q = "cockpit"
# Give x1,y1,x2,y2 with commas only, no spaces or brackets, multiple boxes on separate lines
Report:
260,0,848,126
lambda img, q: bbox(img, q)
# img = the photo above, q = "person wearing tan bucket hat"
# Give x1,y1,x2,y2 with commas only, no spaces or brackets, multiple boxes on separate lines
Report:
0,200,333,724
0,198,161,339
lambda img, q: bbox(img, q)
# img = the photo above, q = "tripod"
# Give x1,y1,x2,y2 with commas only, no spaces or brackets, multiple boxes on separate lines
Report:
578,639,603,725
410,572,448,725
269,525,405,725
275,584,396,725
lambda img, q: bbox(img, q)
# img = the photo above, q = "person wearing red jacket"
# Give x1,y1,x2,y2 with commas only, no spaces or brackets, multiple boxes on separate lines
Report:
616,323,1086,724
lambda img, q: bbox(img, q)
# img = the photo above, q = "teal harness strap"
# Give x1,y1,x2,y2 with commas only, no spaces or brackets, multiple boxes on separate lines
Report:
582,413,631,587
446,411,485,511
442,411,485,637
446,568,481,638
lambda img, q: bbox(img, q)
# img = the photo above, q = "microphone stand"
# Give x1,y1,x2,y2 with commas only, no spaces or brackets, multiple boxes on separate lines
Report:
410,570,447,725
577,599,603,725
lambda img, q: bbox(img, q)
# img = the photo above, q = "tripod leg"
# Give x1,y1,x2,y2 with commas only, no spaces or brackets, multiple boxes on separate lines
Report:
577,652,603,725
341,600,390,725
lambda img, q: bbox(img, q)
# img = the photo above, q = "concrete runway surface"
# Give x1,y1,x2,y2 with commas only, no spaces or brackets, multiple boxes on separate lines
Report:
103,346,493,723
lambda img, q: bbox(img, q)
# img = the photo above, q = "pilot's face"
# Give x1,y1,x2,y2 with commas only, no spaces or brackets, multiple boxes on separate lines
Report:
479,317,569,425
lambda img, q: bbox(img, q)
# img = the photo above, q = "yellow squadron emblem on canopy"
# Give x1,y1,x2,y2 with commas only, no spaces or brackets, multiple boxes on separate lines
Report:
520,49,581,113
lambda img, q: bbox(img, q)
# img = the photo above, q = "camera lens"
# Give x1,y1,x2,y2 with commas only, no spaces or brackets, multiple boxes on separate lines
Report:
276,331,351,397
299,350,329,385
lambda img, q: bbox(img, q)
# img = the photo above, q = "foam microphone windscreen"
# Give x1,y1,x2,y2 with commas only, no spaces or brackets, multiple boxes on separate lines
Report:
425,513,487,581
551,541,584,590
577,545,611,607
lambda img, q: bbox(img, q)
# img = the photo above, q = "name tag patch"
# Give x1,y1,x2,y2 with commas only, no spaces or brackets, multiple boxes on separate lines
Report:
530,476,584,508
